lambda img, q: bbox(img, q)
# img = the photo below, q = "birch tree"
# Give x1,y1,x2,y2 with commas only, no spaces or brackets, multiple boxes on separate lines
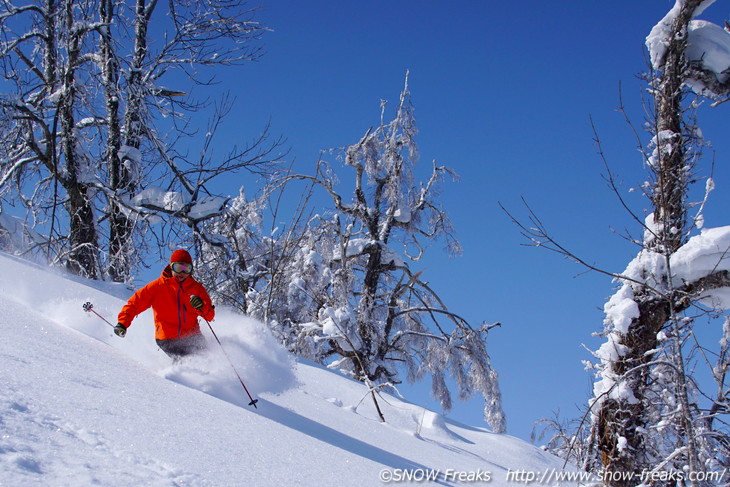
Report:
0,0,274,280
0,0,101,275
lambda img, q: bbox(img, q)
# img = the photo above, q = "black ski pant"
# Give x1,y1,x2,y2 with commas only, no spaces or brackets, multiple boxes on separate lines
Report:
156,333,207,360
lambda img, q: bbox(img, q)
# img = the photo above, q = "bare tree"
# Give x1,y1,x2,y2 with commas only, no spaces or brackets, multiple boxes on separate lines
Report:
504,1,730,483
0,0,103,276
589,2,730,483
0,0,274,280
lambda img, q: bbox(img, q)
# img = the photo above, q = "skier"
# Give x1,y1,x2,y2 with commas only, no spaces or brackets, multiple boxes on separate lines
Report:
114,249,215,359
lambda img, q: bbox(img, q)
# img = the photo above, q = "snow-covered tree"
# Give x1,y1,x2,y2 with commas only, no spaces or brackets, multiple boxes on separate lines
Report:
0,0,101,275
193,186,268,312
505,1,730,482
587,2,730,484
256,75,506,432
0,0,275,281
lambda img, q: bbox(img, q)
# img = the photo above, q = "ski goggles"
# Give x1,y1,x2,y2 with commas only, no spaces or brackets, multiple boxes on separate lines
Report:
171,262,193,274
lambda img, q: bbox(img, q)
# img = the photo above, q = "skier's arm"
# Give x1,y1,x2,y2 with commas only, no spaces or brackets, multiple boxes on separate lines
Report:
117,281,156,328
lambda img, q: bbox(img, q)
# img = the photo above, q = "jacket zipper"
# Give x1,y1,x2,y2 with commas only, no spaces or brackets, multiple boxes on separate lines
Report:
177,282,185,338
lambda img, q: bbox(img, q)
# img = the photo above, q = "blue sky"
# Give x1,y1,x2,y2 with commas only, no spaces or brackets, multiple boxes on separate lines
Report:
174,1,730,442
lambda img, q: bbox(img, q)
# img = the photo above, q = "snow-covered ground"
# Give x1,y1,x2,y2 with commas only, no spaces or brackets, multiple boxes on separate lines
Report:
0,252,582,486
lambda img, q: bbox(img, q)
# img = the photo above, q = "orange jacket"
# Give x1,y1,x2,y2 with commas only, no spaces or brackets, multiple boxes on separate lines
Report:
118,266,215,340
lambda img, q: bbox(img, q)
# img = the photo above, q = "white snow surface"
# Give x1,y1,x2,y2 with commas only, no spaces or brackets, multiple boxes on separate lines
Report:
0,252,579,486
592,225,730,411
131,186,189,213
127,187,228,223
671,225,730,307
646,0,730,85
686,20,730,83
610,224,730,315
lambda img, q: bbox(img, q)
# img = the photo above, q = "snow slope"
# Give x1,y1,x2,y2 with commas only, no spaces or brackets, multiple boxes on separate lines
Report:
0,252,581,486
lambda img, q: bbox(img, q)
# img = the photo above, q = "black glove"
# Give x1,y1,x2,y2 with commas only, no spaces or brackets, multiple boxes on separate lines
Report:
114,323,127,338
189,295,204,310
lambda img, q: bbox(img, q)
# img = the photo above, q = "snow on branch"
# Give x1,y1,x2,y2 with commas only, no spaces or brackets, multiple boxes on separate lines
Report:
646,0,730,100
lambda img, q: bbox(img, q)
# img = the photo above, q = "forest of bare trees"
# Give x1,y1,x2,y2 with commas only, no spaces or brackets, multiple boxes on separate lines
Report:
0,0,277,281
0,1,506,433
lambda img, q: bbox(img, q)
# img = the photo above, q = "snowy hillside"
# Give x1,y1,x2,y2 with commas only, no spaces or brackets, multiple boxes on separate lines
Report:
0,252,582,486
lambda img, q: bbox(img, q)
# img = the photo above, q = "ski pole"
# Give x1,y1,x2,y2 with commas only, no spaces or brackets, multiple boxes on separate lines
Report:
82,302,115,328
202,318,259,408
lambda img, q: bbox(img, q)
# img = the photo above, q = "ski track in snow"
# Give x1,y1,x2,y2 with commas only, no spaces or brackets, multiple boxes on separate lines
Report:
1,301,207,486
0,392,202,486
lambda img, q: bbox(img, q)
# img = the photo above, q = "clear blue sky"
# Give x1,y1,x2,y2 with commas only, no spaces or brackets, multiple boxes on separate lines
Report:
181,1,730,442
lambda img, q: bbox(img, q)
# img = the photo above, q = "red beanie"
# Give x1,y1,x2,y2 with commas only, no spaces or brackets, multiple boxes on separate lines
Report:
170,249,192,264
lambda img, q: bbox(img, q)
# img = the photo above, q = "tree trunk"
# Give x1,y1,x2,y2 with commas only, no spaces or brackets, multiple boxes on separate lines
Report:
99,0,132,282
595,1,702,484
596,294,672,485
59,0,98,278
